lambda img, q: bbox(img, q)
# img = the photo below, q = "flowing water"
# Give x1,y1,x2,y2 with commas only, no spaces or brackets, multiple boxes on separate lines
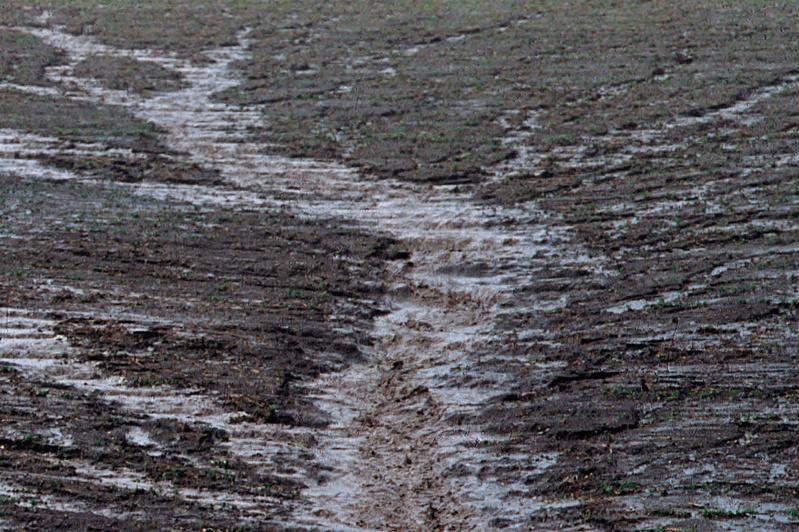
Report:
2,19,605,529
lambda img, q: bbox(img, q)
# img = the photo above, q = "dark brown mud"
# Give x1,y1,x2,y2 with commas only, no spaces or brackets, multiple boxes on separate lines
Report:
1,1,799,530
0,89,162,151
73,55,186,95
473,78,799,528
0,177,395,529
0,13,398,528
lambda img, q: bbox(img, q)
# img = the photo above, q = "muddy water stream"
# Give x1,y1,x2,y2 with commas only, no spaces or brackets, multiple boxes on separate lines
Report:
0,21,605,529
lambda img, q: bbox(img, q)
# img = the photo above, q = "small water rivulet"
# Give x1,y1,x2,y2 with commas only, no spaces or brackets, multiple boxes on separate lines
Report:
6,19,607,528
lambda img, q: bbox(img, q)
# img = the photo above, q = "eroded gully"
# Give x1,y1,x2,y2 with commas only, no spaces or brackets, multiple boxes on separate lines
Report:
2,20,606,529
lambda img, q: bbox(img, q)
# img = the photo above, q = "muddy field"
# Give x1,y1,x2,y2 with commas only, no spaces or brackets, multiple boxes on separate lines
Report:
1,1,799,530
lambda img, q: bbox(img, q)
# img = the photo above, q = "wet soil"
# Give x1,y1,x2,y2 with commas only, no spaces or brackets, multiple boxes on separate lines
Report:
0,89,162,151
0,170,397,526
0,28,65,86
2,1,799,530
473,79,799,528
73,55,186,95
